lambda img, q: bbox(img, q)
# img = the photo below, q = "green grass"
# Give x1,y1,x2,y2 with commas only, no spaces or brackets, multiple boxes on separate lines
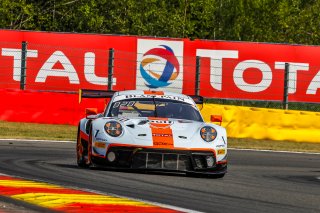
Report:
0,121,77,141
228,138,320,153
0,121,319,153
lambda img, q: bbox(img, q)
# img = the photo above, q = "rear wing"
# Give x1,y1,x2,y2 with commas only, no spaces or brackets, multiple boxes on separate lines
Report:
79,89,203,104
79,89,116,103
189,95,204,104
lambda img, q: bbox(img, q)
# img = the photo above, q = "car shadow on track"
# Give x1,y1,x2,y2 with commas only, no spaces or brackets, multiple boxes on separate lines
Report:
52,163,225,179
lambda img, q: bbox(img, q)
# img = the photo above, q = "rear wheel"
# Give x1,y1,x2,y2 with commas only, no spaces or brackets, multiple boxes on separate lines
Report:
76,127,88,168
86,127,95,168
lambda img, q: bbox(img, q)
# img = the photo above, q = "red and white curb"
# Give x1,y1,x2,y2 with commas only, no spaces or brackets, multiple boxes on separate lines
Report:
0,173,199,213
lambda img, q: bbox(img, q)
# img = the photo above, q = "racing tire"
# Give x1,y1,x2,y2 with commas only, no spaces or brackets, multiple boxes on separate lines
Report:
87,126,96,169
76,127,88,168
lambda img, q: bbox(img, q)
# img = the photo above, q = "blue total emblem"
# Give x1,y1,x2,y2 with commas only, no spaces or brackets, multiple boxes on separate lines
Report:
140,45,180,88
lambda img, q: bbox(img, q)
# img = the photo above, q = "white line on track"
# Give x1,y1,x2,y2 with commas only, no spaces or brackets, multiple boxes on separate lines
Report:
0,138,319,155
0,172,202,213
228,147,320,155
0,138,76,143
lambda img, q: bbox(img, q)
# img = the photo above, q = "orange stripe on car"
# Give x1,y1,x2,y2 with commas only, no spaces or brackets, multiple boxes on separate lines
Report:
148,117,174,149
143,90,164,95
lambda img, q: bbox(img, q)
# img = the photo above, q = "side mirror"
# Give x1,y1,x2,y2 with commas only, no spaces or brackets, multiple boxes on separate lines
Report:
86,108,98,119
211,115,222,126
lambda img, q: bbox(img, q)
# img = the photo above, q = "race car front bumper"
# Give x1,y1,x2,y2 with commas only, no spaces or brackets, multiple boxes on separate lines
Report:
91,146,227,174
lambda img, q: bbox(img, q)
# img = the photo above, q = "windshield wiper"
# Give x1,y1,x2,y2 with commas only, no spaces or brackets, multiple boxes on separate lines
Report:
152,96,158,117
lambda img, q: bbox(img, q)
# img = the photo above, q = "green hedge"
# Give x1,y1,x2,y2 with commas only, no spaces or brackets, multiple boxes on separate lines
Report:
1,0,320,45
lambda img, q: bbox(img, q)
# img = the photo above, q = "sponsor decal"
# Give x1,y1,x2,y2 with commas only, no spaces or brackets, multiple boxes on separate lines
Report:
136,39,183,93
95,137,107,142
153,141,172,146
149,119,173,124
152,133,173,137
125,94,187,102
114,94,195,105
149,120,173,129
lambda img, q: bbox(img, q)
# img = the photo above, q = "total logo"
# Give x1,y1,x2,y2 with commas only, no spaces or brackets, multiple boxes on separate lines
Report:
136,39,183,93
140,45,179,88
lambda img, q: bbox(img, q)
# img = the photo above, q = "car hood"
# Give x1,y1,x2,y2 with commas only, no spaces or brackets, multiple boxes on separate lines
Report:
94,116,225,150
117,117,204,140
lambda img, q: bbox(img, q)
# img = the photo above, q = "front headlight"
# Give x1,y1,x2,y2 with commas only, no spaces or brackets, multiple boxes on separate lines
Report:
104,121,123,137
200,126,217,142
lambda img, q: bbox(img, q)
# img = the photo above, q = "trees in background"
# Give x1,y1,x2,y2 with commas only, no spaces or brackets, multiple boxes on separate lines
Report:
1,0,319,45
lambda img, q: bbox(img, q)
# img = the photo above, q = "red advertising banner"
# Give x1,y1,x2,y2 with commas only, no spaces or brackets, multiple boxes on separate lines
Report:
187,40,320,103
0,30,319,103
0,31,138,92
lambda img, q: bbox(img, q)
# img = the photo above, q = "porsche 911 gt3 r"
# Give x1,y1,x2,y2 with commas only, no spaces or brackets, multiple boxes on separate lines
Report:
76,90,227,177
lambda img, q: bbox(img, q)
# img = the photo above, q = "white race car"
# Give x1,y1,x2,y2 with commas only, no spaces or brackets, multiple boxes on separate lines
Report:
77,90,227,177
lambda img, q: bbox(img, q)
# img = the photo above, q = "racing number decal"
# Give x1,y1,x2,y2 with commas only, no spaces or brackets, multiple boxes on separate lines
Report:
113,101,136,108
148,117,174,148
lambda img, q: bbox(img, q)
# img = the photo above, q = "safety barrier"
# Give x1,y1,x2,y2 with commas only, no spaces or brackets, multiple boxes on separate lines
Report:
1,89,318,143
201,104,320,143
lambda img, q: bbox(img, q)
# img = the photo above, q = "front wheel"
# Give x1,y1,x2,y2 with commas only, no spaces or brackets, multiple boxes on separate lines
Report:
76,128,88,168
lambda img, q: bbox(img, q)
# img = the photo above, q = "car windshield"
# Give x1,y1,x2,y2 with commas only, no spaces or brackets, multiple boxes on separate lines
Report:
107,98,203,122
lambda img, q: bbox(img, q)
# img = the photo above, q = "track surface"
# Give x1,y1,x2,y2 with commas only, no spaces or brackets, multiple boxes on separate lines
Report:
0,140,319,213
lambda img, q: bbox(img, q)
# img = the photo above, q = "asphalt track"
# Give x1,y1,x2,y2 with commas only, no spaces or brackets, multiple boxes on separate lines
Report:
0,140,319,213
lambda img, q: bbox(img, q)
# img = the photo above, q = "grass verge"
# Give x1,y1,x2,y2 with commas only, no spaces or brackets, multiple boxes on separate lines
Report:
0,121,77,141
229,138,320,153
0,121,319,153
